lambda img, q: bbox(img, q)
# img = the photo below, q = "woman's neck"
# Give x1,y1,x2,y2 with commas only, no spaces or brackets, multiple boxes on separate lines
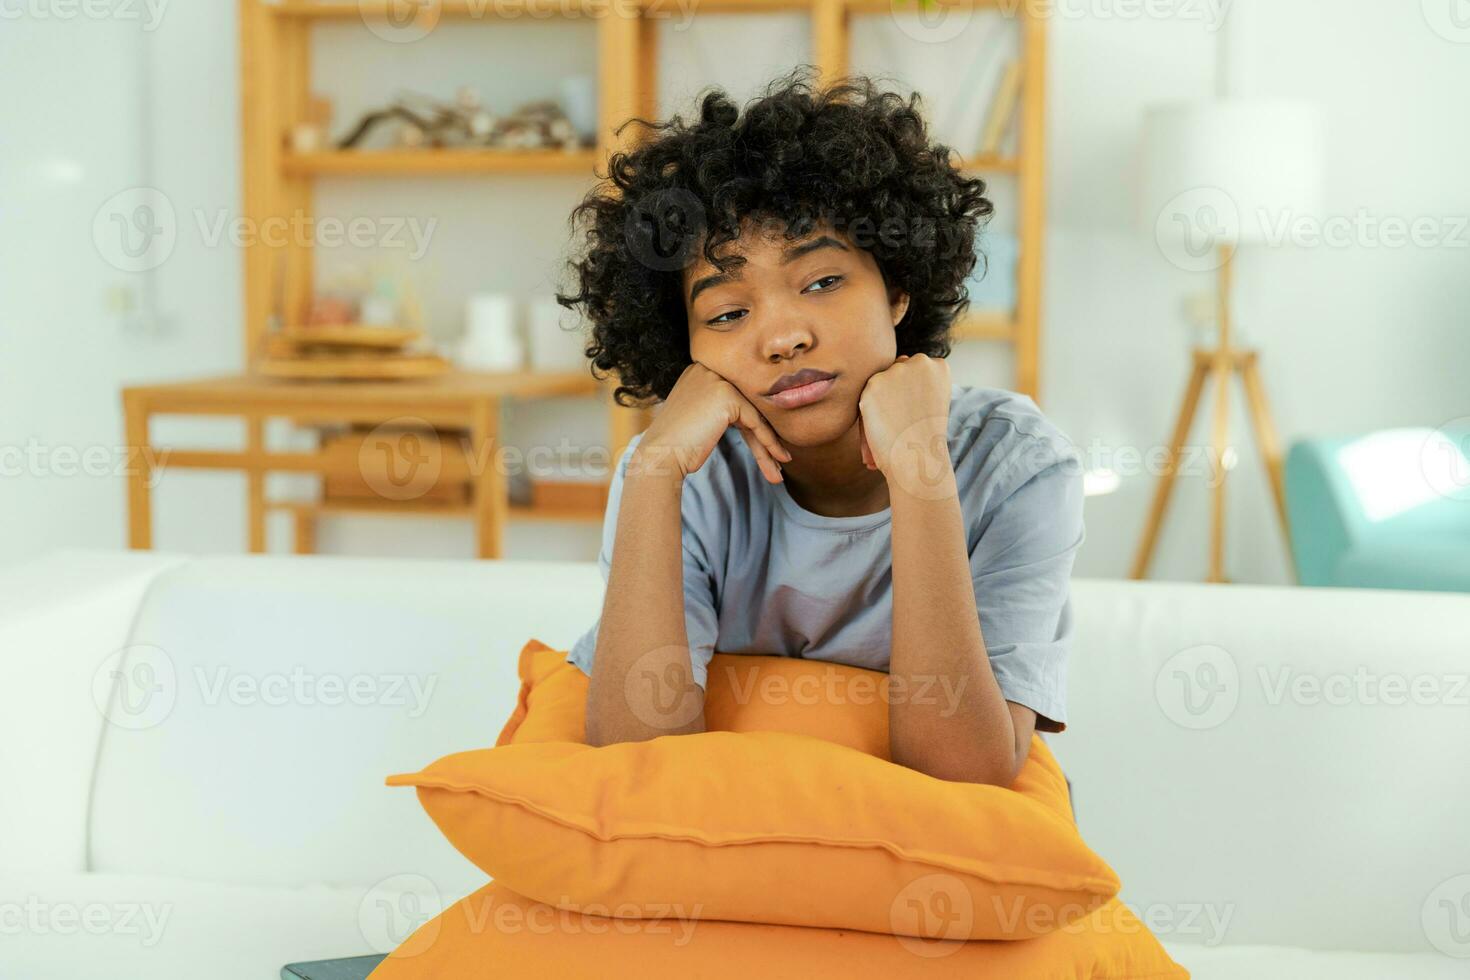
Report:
776,420,890,518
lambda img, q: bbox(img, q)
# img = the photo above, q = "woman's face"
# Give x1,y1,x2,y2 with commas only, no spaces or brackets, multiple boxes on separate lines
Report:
682,218,910,448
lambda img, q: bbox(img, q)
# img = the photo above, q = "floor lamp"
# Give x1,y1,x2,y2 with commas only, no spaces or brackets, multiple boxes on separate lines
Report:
1131,100,1324,583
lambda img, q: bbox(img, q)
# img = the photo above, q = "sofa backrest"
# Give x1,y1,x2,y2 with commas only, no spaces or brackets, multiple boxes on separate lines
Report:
1056,577,1470,955
0,549,187,873
86,554,605,901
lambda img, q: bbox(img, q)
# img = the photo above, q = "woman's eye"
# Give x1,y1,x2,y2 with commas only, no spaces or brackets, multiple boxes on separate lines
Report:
803,274,843,293
707,309,746,326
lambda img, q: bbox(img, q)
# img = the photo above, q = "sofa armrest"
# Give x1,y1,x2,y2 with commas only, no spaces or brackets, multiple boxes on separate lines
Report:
1284,439,1369,585
0,549,190,872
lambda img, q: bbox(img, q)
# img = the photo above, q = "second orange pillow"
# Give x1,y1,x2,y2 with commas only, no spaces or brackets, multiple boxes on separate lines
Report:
388,641,1116,941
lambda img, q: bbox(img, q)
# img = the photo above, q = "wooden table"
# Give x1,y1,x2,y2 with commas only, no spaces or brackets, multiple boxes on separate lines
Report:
121,370,643,559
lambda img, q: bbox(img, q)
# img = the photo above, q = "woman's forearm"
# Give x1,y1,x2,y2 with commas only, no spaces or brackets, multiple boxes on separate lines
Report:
585,454,707,746
887,457,1017,785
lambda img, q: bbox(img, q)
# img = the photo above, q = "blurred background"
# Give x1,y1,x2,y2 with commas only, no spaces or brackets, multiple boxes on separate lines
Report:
3,0,1468,591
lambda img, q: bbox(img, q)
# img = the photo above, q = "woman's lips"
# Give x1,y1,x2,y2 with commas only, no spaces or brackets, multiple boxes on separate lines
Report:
765,376,836,410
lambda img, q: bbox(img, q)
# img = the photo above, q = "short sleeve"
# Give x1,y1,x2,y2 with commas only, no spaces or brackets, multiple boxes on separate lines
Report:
565,433,721,689
967,437,1086,733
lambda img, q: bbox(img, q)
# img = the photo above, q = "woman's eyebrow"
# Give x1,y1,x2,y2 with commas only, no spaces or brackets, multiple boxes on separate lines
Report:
687,236,850,304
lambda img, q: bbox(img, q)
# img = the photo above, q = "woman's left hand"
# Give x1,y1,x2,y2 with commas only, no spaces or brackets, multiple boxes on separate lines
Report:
857,354,953,494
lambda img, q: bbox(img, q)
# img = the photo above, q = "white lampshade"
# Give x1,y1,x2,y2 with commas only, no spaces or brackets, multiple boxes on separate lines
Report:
1140,99,1324,250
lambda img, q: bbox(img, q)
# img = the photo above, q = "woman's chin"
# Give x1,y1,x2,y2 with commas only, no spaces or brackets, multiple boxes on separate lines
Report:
770,405,860,449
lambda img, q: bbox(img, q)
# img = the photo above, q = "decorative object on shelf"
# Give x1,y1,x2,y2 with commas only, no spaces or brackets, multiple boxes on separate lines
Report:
456,294,525,372
559,75,597,146
306,294,357,326
335,88,584,153
289,95,335,154
1131,69,1323,582
492,99,580,150
977,59,1023,156
256,350,450,380
962,231,1017,315
526,297,588,373
358,276,399,326
258,315,449,381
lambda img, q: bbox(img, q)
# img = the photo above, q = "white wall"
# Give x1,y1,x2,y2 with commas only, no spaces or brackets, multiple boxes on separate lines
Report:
2,0,1466,582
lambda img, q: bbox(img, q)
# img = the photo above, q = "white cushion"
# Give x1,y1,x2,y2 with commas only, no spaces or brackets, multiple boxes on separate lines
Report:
1166,941,1466,979
1057,578,1470,953
88,554,604,892
0,549,186,872
0,869,480,980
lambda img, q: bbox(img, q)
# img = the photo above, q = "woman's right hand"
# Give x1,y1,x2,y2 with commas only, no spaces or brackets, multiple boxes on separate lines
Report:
630,362,792,485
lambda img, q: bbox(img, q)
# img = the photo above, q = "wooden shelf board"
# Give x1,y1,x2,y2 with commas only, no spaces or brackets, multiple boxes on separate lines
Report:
953,312,1015,341
282,148,600,177
269,0,611,19
274,0,1038,17
955,153,1021,174
266,497,604,522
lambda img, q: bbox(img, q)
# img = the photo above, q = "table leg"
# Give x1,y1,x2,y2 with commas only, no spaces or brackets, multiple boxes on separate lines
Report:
470,400,505,559
124,394,153,550
246,416,267,553
293,508,316,555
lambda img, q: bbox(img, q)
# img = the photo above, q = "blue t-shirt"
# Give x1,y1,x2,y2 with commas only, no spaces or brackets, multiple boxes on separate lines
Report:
567,384,1085,731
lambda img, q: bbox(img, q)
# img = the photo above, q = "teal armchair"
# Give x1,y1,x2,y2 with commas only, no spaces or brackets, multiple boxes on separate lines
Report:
1285,426,1470,592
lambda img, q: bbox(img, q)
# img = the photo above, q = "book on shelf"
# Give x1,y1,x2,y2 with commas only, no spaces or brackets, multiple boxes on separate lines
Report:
978,60,1024,156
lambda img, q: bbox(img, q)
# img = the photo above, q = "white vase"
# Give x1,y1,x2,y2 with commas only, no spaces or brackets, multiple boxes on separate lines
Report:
457,294,523,371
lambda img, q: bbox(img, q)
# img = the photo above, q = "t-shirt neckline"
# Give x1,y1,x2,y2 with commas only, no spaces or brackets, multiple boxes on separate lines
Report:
770,479,893,532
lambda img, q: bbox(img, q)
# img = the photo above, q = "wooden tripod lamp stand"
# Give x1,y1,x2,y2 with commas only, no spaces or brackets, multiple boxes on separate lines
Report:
1130,100,1324,583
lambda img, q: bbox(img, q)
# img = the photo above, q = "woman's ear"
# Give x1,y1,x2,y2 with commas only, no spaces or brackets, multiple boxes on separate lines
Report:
889,287,910,327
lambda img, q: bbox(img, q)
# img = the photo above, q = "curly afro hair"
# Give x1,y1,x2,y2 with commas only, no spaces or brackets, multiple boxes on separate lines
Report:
555,66,994,407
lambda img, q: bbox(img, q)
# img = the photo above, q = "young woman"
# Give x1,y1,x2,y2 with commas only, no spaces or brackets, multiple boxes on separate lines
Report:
555,69,1084,786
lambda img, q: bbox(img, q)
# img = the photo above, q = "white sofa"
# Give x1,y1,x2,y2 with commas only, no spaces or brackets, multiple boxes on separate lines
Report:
2,548,1467,979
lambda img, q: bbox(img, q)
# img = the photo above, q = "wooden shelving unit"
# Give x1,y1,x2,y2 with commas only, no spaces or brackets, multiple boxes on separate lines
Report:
205,0,1046,556
233,0,654,554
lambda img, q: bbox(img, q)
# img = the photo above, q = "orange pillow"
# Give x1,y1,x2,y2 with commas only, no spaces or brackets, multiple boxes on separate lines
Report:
389,641,1119,941
367,880,1188,980
498,641,1075,820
